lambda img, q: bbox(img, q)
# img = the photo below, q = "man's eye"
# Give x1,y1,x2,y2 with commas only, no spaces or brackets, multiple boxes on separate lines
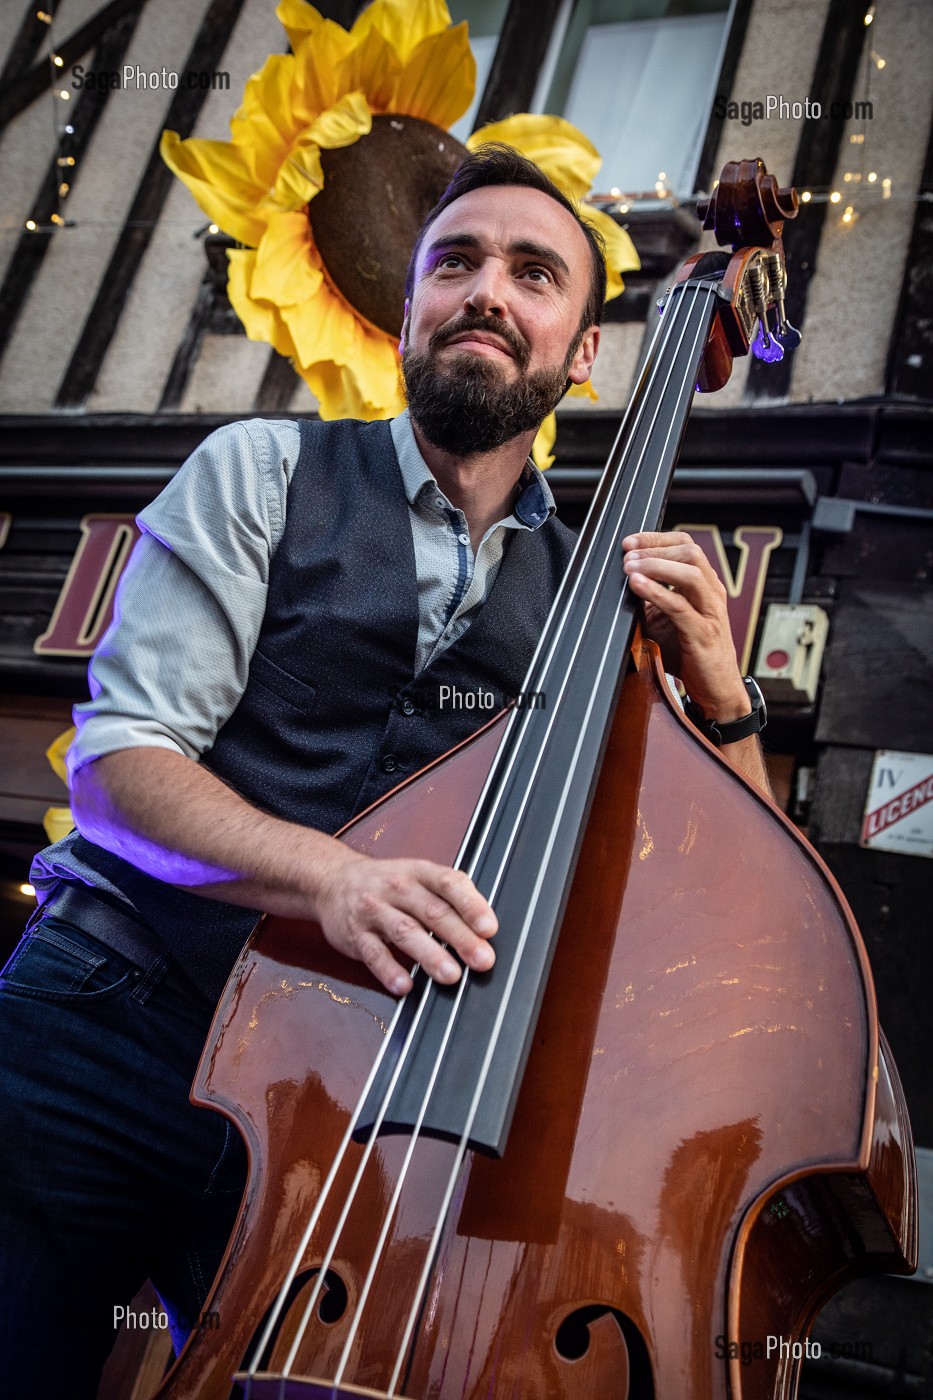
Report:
438,254,464,270
524,267,551,283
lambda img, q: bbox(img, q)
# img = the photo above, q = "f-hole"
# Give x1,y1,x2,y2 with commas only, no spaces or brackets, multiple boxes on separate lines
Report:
555,1305,654,1397
247,1267,349,1372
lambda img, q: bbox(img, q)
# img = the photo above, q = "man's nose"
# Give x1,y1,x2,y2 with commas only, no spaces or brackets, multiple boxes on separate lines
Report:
464,262,508,319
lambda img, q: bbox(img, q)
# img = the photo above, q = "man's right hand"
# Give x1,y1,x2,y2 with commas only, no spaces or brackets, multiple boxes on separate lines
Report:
311,851,497,996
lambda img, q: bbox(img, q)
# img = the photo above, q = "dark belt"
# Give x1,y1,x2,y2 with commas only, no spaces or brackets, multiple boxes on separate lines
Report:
34,882,202,1002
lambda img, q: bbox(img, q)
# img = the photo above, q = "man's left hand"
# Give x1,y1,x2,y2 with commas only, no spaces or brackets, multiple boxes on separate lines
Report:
621,530,749,723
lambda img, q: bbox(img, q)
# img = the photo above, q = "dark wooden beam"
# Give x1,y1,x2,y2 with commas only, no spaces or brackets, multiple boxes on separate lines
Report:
694,0,754,195
472,0,565,130
253,351,300,412
55,0,247,409
0,9,143,372
745,0,870,400
885,107,933,401
0,2,58,93
0,0,146,131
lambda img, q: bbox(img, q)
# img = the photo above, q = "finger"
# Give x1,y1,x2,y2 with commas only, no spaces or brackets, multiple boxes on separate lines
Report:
404,866,498,974
622,531,697,553
624,554,710,603
353,927,419,997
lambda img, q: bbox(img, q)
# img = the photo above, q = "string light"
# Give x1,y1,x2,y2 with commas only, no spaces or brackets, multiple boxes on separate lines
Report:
868,171,877,183
208,222,219,234
58,89,70,100
830,191,841,203
59,182,69,196
36,10,52,22
51,53,63,67
25,219,37,231
842,206,855,223
864,4,874,22
19,884,35,897
801,191,812,202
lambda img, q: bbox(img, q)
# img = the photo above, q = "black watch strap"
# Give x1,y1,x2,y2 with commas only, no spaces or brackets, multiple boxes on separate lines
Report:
685,677,767,747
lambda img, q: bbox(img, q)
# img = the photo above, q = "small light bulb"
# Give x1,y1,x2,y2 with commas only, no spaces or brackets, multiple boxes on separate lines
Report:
867,171,877,182
19,883,35,897
59,181,69,196
619,202,630,213
843,172,852,182
52,53,63,66
842,206,853,223
610,187,620,198
208,223,219,234
58,89,70,100
36,10,52,23
64,124,74,134
50,212,64,225
25,219,37,231
876,56,885,69
864,5,874,22
658,171,666,181
800,191,812,202
830,191,842,203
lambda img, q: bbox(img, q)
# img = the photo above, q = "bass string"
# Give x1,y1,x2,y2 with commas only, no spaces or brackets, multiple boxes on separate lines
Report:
251,278,716,1391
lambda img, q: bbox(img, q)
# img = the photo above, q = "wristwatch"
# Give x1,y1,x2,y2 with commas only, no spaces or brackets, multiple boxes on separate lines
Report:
684,676,767,747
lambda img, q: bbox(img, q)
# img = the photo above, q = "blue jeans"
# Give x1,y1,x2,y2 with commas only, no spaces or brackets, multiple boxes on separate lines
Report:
0,914,248,1399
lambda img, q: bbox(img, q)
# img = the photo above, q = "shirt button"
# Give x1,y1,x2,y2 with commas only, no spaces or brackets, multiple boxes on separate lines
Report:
401,698,415,715
458,532,469,546
435,496,445,508
382,754,398,773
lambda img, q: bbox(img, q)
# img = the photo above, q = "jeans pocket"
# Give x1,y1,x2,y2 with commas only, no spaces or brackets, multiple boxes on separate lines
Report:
0,918,136,1002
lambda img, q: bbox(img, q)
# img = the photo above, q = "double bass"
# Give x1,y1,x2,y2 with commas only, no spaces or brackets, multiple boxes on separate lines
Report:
155,159,917,1400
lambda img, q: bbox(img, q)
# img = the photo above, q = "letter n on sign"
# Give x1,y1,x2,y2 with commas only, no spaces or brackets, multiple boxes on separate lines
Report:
34,514,140,656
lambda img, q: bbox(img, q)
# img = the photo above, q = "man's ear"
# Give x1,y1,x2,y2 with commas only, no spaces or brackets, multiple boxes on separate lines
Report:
567,325,600,386
399,299,411,355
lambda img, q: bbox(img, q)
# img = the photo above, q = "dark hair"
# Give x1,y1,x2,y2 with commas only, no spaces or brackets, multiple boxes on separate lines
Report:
404,143,607,333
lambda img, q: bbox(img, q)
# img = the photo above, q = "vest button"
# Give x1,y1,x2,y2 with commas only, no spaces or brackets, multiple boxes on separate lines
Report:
401,698,415,715
382,754,398,773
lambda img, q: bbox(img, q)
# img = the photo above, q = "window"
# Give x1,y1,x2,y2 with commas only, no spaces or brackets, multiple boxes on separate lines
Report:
544,0,733,197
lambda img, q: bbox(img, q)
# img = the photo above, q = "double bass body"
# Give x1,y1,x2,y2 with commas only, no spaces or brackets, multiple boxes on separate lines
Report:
155,642,916,1400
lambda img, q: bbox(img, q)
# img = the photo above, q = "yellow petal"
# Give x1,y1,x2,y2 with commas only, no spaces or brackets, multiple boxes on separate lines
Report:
227,249,296,357
161,130,268,246
468,114,601,202
352,0,453,65
532,413,557,471
46,726,75,786
580,205,639,301
251,213,324,306
275,0,331,51
281,280,358,369
566,378,599,401
43,807,75,844
231,55,307,190
305,344,405,420
336,26,402,113
393,23,474,127
272,140,324,208
308,89,372,149
287,8,357,112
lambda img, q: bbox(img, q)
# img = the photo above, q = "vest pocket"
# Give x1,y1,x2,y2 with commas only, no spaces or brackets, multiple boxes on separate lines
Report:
248,648,318,715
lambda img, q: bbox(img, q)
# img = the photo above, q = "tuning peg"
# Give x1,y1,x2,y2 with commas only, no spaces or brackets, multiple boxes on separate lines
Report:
752,321,784,362
776,320,802,350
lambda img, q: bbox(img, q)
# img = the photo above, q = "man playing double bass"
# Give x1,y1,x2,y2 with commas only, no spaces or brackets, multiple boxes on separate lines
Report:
0,146,771,1396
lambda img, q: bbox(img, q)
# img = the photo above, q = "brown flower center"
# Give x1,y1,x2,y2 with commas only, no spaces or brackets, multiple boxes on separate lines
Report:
308,113,468,338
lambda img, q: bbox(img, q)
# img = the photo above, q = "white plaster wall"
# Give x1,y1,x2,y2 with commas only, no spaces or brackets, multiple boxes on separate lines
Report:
178,331,271,413
89,0,286,412
787,0,933,403
0,0,214,411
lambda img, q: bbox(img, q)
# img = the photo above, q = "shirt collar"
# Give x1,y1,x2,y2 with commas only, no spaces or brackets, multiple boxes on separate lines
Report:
390,409,555,533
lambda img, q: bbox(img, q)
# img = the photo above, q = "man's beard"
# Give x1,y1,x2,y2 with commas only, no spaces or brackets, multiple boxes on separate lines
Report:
402,314,580,455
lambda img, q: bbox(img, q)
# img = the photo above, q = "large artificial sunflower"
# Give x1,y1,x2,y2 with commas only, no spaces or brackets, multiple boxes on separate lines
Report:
161,0,638,464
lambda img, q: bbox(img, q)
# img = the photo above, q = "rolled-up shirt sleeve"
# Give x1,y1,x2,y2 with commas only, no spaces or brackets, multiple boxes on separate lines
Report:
67,418,299,781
